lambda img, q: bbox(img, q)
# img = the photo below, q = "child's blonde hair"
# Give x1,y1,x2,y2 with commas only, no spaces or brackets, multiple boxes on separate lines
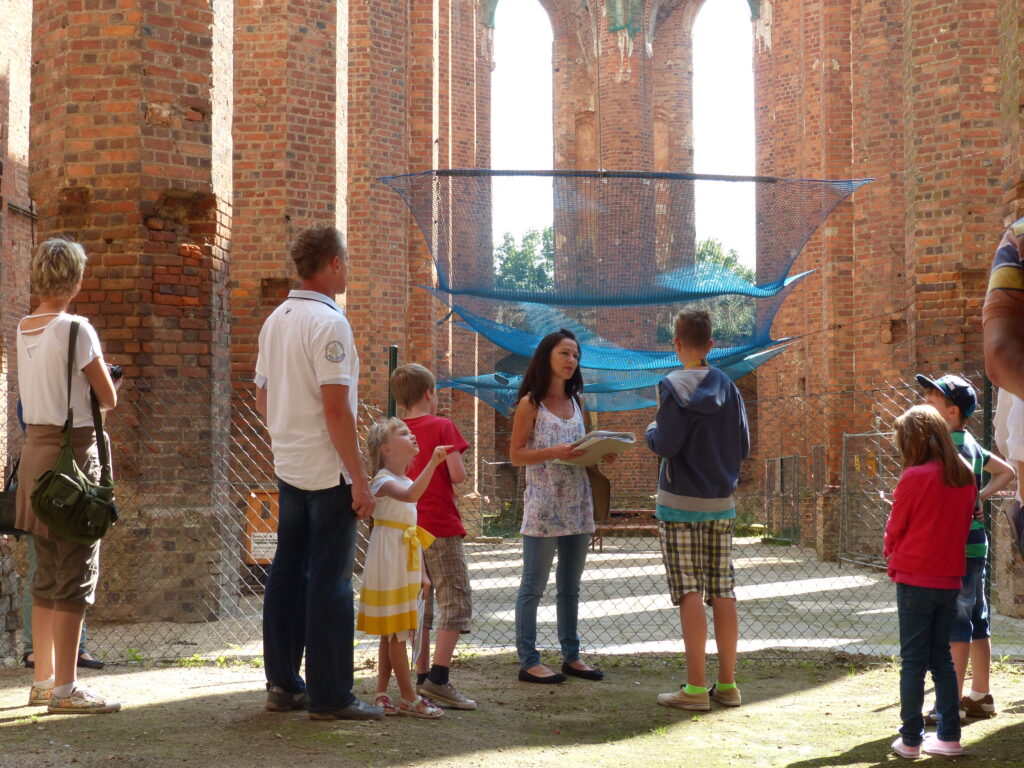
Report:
390,363,435,410
31,238,87,299
364,417,406,475
894,405,974,487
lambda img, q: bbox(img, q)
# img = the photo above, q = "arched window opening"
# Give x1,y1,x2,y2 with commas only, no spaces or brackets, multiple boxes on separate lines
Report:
490,1,554,263
693,0,756,268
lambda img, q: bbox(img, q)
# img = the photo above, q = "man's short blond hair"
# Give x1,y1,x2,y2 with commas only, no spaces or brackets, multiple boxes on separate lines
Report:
390,363,436,409
31,238,87,299
290,225,346,280
673,308,713,348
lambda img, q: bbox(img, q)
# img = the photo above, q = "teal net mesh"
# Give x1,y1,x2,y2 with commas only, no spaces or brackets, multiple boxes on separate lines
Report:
381,169,869,414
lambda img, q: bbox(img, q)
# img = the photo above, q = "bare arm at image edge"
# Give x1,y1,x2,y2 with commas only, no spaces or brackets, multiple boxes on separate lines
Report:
983,225,1024,398
255,385,267,419
322,384,375,520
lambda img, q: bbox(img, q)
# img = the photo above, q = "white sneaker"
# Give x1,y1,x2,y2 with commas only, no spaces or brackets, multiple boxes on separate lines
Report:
48,687,121,715
921,733,963,757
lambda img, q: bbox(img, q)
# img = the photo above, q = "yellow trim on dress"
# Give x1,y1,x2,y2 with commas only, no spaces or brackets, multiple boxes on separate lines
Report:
372,518,436,570
358,583,421,607
357,610,419,635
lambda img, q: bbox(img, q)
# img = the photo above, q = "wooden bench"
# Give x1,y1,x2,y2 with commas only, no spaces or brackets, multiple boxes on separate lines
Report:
591,510,659,552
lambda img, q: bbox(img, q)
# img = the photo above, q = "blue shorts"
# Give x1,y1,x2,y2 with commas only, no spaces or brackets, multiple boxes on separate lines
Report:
950,557,990,643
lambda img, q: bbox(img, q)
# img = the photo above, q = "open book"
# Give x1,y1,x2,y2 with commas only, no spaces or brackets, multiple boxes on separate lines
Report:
554,431,636,467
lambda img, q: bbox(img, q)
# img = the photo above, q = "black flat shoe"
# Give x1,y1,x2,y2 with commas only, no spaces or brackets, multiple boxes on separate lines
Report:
22,652,33,669
77,653,105,670
562,662,604,681
518,669,566,684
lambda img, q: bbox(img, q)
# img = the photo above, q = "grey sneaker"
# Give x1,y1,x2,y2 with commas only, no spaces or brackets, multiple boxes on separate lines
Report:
47,687,121,715
28,683,53,707
308,698,385,721
266,683,308,712
418,679,478,710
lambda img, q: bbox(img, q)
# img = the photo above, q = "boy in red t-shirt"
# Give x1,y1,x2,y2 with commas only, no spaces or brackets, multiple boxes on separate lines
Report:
390,364,475,710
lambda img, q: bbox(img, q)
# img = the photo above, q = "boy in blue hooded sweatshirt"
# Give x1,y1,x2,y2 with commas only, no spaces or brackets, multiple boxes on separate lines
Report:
647,308,749,712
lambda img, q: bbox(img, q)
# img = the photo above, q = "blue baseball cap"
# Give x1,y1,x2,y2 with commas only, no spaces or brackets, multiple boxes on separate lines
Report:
916,373,977,419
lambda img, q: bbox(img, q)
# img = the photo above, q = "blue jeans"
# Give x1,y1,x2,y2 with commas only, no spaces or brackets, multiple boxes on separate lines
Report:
263,479,358,713
896,583,961,745
950,557,990,643
515,533,590,670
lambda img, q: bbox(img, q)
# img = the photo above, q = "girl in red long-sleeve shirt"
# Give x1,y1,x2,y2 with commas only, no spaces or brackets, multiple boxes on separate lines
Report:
885,405,976,759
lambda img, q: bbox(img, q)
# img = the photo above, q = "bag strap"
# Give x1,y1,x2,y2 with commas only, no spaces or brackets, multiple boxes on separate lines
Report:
66,321,78,414
66,321,113,485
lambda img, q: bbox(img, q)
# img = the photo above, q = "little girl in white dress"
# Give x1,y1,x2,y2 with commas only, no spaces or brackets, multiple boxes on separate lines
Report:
357,417,451,718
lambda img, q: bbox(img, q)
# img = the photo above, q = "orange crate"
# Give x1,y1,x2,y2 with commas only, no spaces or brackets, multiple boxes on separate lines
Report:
246,489,279,565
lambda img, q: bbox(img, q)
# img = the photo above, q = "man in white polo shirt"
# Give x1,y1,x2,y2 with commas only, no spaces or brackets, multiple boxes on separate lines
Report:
254,224,383,721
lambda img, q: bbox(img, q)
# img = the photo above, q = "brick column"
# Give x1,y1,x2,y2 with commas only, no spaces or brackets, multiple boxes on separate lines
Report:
29,0,234,622
903,0,1002,371
346,0,411,411
999,0,1024,223
231,0,343,508
753,0,858,552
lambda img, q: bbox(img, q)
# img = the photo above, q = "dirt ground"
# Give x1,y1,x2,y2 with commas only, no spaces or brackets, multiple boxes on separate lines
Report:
1,650,1022,768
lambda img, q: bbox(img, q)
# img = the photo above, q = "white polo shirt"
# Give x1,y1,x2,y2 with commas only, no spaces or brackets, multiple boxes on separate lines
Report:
254,290,360,490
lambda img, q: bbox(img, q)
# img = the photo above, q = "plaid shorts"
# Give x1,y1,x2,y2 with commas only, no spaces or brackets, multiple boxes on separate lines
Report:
421,536,473,633
658,518,736,605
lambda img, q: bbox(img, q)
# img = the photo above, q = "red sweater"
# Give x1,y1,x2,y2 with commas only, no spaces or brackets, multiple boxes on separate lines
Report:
884,460,976,589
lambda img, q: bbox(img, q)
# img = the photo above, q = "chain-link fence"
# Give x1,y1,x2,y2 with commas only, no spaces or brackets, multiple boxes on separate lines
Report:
3,372,1024,664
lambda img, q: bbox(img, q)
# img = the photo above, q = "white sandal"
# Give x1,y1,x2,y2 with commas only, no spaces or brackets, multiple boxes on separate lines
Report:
397,694,443,719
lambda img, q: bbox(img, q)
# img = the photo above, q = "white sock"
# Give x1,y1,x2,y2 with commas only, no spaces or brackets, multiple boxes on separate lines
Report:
969,689,989,701
52,683,75,698
33,675,55,689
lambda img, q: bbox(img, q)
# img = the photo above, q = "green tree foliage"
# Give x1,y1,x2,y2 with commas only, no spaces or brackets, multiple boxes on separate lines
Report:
658,238,757,345
494,227,554,292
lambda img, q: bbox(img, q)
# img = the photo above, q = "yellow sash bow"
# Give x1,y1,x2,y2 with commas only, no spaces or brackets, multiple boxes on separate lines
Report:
374,518,435,570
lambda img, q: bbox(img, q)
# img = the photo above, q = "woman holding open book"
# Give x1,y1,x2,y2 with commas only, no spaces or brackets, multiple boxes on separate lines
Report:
509,329,615,684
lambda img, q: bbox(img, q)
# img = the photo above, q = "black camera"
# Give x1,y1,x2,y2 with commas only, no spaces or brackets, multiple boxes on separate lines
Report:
107,363,124,381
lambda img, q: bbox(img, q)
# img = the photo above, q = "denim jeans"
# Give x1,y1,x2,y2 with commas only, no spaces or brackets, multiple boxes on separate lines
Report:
263,479,358,713
950,557,989,643
515,533,591,670
896,583,960,745
22,535,87,655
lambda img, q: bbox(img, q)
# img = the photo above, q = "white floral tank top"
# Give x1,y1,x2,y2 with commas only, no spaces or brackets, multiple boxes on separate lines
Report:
521,399,594,537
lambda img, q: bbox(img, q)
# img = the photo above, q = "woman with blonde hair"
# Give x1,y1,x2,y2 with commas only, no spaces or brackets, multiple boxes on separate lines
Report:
16,238,120,714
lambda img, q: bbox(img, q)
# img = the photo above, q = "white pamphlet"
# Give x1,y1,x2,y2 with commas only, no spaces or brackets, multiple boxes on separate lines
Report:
554,430,636,467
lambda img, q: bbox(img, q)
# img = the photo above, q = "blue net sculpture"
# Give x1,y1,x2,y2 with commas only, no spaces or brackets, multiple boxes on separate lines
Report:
381,169,870,414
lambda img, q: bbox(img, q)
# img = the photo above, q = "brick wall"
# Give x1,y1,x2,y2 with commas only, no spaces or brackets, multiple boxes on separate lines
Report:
753,0,1012,574
27,0,234,623
2,0,1023,627
0,0,34,656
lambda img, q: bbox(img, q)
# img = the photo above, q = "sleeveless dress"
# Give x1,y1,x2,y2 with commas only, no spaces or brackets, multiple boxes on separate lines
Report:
521,400,595,537
356,469,435,640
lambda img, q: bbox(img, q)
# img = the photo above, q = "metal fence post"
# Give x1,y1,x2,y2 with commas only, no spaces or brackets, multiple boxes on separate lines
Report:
387,345,399,418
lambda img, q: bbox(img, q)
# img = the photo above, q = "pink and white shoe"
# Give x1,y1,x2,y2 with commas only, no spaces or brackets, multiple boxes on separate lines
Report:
891,737,921,759
922,733,963,757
